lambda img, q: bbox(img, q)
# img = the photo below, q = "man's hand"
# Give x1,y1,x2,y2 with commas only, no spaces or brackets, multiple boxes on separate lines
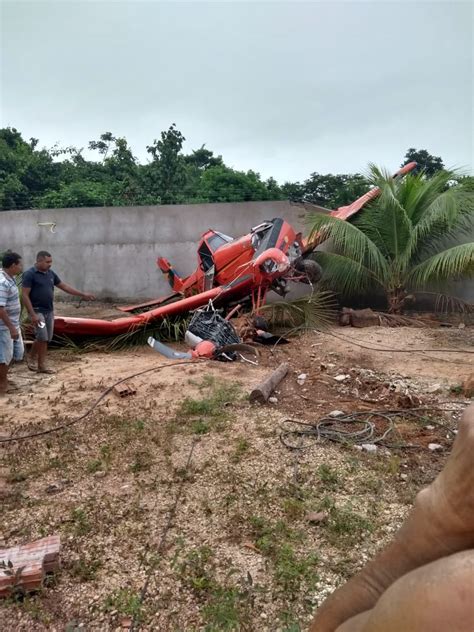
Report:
9,325,19,340
82,293,95,301
30,313,40,326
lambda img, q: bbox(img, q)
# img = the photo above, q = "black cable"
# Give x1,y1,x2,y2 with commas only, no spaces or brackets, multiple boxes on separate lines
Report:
323,329,473,354
0,360,199,444
279,406,459,451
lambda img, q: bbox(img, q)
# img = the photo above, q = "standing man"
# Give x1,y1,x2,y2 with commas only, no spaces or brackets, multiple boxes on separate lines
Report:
22,251,95,373
0,252,24,396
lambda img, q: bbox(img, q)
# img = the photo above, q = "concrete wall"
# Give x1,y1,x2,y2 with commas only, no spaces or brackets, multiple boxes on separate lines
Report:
0,201,306,301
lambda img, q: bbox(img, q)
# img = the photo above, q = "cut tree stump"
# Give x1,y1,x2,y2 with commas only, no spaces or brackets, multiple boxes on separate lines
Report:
249,362,289,404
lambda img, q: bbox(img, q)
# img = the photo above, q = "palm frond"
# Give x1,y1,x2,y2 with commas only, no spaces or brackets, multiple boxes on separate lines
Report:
399,169,459,223
55,315,191,352
306,212,388,281
411,291,474,314
407,188,474,257
365,163,396,189
406,243,474,289
312,251,384,298
358,182,413,268
259,291,337,332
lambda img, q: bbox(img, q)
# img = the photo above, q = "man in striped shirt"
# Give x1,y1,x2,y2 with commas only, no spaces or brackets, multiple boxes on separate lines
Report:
0,251,24,396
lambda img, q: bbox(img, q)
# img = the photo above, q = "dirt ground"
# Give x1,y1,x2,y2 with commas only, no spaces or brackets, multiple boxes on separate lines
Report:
0,323,472,631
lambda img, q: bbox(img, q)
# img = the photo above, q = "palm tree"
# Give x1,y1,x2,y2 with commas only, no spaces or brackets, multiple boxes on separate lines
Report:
307,166,474,313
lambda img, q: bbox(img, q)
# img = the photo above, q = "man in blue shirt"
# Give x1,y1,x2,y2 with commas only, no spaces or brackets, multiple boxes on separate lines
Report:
22,250,95,373
0,251,24,396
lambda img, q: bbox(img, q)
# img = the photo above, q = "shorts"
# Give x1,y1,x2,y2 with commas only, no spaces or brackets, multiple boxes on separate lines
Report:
0,328,24,365
34,311,55,343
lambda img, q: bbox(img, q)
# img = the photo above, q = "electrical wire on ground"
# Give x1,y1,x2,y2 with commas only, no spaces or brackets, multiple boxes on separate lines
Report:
322,329,474,354
0,360,199,444
280,407,459,451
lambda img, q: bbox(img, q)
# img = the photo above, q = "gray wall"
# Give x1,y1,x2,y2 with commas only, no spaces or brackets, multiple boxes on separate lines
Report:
0,201,306,301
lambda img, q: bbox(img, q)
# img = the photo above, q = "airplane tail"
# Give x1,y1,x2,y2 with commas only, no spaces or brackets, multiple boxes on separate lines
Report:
302,161,418,254
157,257,184,292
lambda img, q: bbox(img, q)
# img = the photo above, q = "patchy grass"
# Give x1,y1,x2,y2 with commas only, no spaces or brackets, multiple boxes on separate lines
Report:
86,459,103,474
191,419,211,435
319,497,375,546
317,463,341,489
231,437,251,462
248,516,319,597
129,449,153,474
6,594,54,625
282,498,306,520
177,545,255,630
104,588,144,622
69,557,102,582
69,507,92,536
174,377,243,434
3,327,453,631
179,545,215,593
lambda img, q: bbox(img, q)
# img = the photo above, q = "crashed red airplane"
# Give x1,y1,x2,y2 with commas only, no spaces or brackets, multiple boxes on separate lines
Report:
53,162,417,338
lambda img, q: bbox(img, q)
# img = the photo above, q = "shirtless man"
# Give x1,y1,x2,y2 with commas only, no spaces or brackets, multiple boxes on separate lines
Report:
310,403,474,632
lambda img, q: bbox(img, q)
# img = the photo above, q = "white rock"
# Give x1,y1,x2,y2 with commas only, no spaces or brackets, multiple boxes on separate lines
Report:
329,410,345,418
297,373,307,381
425,425,435,430
268,397,278,404
427,383,442,394
361,443,378,453
400,473,408,481
428,443,443,451
334,374,350,382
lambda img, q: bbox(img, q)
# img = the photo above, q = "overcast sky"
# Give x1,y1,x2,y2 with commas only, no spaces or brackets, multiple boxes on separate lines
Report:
1,1,472,182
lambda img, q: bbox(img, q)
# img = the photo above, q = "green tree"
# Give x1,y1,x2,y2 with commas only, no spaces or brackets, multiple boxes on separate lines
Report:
264,176,285,200
37,180,112,208
281,180,305,202
184,145,223,170
307,166,474,312
0,127,60,209
145,124,187,204
303,173,369,209
402,148,444,178
195,165,278,202
455,175,474,192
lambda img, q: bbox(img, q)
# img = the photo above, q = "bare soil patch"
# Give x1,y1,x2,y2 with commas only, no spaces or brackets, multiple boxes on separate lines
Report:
1,325,471,631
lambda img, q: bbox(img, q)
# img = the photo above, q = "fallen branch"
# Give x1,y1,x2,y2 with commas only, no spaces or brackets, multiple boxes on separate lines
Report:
249,362,289,404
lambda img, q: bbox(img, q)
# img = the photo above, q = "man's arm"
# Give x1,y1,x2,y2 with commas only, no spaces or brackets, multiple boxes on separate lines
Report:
56,282,95,301
21,287,40,325
0,306,19,340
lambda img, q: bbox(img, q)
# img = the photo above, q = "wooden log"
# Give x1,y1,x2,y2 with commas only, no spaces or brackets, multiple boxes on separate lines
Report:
249,362,289,404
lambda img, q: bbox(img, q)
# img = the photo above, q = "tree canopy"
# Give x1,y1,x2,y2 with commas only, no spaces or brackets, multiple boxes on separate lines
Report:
0,126,454,213
402,148,445,178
